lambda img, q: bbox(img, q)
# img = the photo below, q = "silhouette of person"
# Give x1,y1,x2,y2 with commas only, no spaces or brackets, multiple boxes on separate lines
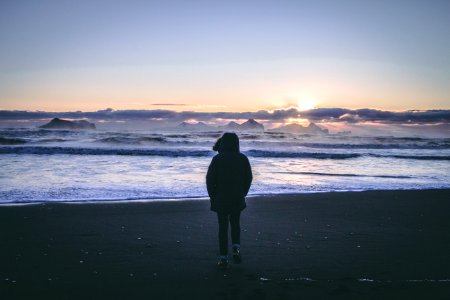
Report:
212,136,222,152
206,132,253,269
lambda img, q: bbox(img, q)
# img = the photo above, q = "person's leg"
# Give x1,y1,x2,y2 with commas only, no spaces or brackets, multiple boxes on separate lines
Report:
229,211,242,263
229,211,241,247
217,212,229,256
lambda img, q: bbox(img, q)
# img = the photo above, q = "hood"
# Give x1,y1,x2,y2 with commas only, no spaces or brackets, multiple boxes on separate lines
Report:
219,132,240,153
212,137,222,152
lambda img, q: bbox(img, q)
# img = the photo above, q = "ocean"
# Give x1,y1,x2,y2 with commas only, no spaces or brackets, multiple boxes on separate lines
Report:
0,128,449,204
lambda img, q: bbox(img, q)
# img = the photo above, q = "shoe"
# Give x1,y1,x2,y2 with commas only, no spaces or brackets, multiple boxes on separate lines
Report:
217,257,228,269
232,247,242,264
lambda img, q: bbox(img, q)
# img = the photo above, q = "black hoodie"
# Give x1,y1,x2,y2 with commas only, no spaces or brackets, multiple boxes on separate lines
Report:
206,133,253,213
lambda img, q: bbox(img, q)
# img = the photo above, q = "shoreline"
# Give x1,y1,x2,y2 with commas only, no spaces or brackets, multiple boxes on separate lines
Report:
1,187,449,206
1,189,450,299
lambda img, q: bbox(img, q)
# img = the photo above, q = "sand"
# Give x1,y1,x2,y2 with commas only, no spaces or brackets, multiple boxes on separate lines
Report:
1,189,450,299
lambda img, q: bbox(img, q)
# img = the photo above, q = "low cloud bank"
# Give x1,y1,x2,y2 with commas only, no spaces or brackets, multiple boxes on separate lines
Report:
1,108,449,125
302,108,450,124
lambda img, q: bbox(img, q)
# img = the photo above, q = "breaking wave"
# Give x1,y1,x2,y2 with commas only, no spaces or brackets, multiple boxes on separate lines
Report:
1,146,449,160
0,137,27,145
275,171,413,179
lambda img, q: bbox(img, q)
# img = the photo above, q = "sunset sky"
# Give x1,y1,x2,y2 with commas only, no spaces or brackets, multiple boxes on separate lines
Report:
1,0,449,115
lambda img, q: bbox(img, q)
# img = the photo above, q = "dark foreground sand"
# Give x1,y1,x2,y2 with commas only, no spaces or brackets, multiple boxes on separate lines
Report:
1,189,450,299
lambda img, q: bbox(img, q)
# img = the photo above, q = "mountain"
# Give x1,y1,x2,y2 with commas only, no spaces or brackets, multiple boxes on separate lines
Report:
221,119,264,131
306,122,329,134
176,119,265,132
39,118,96,130
239,119,265,131
270,122,328,134
222,121,241,130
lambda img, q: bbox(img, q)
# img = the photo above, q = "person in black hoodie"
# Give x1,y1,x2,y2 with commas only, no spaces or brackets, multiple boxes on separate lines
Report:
212,136,222,152
206,132,253,269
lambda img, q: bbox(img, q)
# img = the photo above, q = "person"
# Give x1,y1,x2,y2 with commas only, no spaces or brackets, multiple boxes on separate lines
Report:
212,136,222,152
206,132,253,269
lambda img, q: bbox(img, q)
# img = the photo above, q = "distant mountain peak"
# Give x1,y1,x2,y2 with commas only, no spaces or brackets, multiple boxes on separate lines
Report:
238,119,265,131
224,121,241,130
39,118,96,130
176,121,214,131
270,122,328,134
174,119,265,132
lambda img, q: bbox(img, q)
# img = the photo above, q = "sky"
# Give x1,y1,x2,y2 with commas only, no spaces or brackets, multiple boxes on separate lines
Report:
0,0,449,132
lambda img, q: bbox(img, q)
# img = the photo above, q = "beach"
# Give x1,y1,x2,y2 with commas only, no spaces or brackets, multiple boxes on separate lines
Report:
1,189,450,299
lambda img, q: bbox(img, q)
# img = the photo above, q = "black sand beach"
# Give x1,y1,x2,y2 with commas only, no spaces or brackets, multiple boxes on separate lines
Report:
1,189,450,299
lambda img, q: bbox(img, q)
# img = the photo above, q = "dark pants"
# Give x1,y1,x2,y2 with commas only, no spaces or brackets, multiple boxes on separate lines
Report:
217,211,241,256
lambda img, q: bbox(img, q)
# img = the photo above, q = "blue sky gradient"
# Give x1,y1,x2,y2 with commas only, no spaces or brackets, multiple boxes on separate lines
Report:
0,0,449,111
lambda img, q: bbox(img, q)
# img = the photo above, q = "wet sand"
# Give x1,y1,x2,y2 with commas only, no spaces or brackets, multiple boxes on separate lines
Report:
1,189,450,299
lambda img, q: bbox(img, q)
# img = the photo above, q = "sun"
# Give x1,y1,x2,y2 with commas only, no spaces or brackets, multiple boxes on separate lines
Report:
298,98,317,111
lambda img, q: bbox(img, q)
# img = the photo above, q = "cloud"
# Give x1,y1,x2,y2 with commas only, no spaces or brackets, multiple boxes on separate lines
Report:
0,108,449,125
151,103,187,106
0,108,302,122
301,108,450,124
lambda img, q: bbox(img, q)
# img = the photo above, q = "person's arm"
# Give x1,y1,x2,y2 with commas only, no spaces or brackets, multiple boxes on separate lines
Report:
243,156,253,197
206,156,218,199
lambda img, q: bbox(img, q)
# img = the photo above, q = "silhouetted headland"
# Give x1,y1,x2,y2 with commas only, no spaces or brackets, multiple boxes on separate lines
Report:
269,122,329,134
39,118,96,130
176,119,265,132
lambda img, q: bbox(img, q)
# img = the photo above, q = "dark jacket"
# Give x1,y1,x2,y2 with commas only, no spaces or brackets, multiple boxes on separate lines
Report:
206,133,253,213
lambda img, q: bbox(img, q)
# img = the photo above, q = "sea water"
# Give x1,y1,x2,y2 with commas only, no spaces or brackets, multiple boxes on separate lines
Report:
0,128,449,204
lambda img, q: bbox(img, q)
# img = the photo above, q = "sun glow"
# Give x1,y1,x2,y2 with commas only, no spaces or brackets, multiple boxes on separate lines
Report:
286,118,309,126
298,98,318,111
